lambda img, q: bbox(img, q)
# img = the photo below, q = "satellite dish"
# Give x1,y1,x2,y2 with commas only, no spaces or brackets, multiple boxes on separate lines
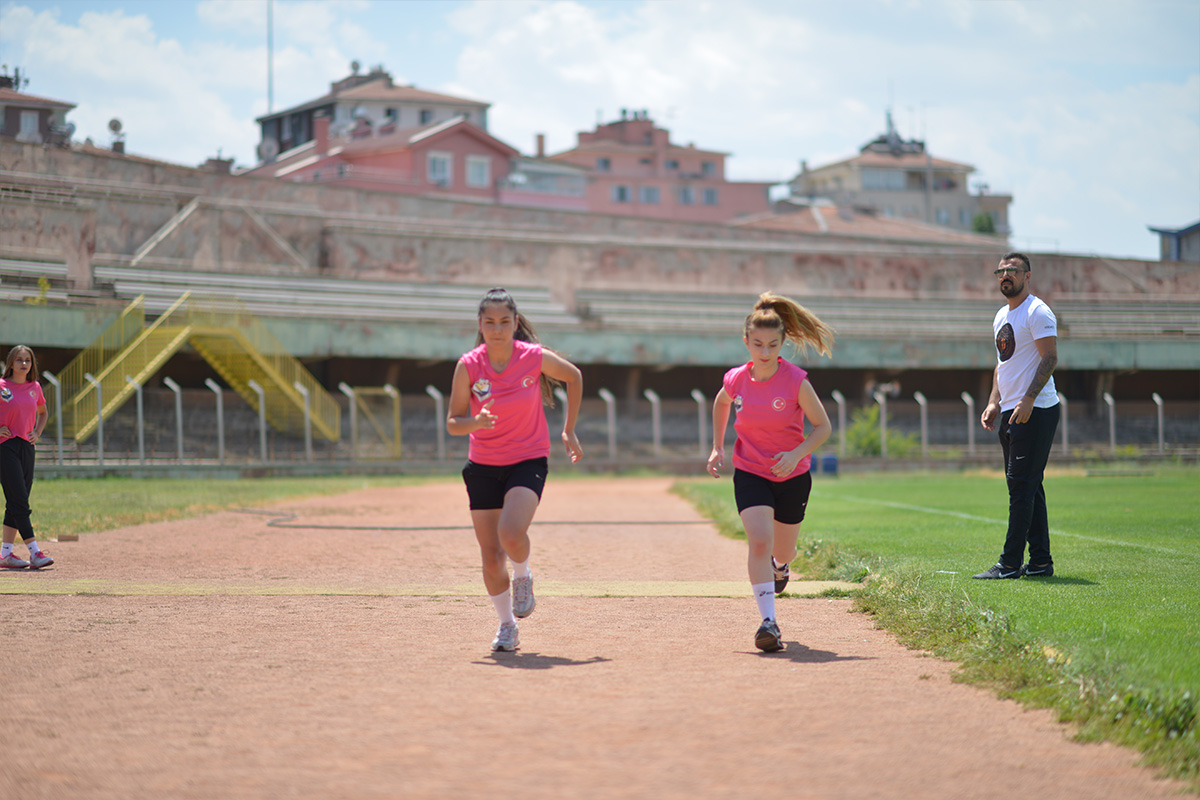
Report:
350,60,361,74
257,137,280,160
108,118,123,134
64,122,76,138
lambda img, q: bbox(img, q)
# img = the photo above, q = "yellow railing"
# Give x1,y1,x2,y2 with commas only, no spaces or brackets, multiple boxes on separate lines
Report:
70,293,192,441
47,295,145,436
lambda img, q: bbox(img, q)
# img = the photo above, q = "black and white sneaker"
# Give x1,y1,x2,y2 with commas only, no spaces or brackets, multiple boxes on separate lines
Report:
972,563,1021,580
1021,562,1054,577
754,619,784,652
772,559,790,595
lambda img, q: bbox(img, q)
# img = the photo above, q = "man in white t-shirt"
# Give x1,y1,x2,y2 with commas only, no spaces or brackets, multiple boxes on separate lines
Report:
974,252,1061,580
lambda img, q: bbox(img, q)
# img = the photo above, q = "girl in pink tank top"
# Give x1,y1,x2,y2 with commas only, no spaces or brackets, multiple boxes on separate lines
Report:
706,293,834,652
0,345,54,570
446,289,584,652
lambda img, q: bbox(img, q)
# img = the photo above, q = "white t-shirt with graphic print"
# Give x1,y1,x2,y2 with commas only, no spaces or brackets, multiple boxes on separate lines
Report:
992,294,1059,412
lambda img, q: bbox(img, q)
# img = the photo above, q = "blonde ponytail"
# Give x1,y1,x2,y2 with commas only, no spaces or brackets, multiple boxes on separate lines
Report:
744,291,835,358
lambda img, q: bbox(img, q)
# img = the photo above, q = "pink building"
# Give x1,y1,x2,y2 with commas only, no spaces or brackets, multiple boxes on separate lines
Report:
548,110,773,223
241,115,518,201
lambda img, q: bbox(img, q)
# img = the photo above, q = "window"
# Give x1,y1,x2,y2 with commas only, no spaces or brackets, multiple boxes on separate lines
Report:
466,155,491,188
678,187,695,205
701,161,715,176
419,109,433,125
702,188,719,206
597,157,611,172
959,208,971,226
665,159,679,170
612,185,631,203
861,169,905,191
639,158,652,165
935,208,950,225
427,151,452,185
639,186,660,204
19,110,38,136
385,107,398,122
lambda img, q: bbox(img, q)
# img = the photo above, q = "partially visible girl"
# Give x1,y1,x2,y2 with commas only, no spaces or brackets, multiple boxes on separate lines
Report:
706,293,833,651
447,288,584,652
0,345,53,570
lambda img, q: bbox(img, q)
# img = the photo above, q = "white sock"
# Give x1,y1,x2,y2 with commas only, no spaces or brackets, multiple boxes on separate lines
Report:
511,557,531,579
752,581,776,621
0,543,12,558
490,588,516,625
25,539,40,555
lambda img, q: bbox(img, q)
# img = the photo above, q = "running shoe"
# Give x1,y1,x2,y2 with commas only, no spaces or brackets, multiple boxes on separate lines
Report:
772,560,790,595
972,563,1021,580
491,621,520,652
512,575,536,618
1,553,29,569
28,551,53,570
755,619,784,652
1021,562,1054,577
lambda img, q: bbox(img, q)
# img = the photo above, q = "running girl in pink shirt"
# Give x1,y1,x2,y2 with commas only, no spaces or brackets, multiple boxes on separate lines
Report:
0,345,53,570
446,289,584,652
706,293,834,652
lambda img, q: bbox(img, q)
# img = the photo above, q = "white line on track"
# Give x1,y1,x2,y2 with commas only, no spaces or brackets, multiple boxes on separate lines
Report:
832,494,1194,557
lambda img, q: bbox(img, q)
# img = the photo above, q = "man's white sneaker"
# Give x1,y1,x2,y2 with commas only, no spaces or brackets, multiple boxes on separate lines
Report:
512,575,536,618
491,621,520,652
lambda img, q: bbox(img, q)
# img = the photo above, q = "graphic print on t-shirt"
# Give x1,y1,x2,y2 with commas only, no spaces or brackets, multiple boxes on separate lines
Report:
0,387,11,403
471,378,492,401
996,322,1015,362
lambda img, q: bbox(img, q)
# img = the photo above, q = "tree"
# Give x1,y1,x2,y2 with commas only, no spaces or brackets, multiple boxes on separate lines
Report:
972,211,997,235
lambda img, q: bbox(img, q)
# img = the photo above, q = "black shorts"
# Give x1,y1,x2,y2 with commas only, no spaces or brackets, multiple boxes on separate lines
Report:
733,468,812,525
462,457,549,510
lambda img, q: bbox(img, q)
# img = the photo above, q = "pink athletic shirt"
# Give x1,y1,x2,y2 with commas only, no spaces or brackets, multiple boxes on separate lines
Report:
723,359,811,481
460,340,549,466
0,378,46,444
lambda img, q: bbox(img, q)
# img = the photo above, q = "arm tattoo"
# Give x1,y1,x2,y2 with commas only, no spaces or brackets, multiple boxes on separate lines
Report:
1025,353,1058,398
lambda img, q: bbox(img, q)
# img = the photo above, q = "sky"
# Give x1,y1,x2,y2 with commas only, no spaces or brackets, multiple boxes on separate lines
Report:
2,0,1198,261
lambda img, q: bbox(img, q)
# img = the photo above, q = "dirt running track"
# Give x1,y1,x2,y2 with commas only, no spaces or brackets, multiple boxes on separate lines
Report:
0,477,1186,799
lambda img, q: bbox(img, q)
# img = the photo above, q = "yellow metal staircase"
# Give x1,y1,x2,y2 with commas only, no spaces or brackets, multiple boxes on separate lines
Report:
50,293,340,443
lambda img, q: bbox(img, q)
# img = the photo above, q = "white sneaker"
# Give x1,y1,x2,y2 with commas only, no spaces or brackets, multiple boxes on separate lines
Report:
512,575,536,618
492,621,520,652
29,551,54,570
1,553,29,569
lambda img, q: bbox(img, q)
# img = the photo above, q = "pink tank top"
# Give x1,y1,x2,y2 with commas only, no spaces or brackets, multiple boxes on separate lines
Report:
723,359,810,480
460,340,549,466
0,378,46,444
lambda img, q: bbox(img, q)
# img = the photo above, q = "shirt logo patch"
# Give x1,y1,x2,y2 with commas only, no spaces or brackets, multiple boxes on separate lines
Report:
733,394,743,413
0,388,11,403
471,378,492,401
996,322,1015,362
772,397,786,411
522,375,536,388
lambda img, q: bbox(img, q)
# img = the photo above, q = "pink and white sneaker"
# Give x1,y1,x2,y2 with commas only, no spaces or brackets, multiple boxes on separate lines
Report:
1,553,30,569
28,551,53,570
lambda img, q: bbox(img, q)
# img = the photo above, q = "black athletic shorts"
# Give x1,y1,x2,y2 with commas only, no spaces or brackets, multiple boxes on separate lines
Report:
733,468,812,525
462,457,549,510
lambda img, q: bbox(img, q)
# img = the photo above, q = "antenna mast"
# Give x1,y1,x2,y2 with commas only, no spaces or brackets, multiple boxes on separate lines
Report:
267,0,274,113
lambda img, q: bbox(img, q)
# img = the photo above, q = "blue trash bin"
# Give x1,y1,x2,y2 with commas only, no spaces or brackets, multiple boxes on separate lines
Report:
820,454,838,477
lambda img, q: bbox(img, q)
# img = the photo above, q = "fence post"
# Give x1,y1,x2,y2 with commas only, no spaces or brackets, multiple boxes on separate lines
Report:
163,377,184,463
913,391,928,458
1151,392,1164,454
338,382,357,460
960,391,976,456
643,388,662,459
42,371,63,465
204,378,225,466
247,379,268,463
872,390,888,459
125,376,144,466
83,372,104,467
1103,392,1116,455
690,389,707,457
598,388,617,461
830,390,846,460
294,381,313,462
1057,393,1069,456
425,385,445,461
384,385,401,458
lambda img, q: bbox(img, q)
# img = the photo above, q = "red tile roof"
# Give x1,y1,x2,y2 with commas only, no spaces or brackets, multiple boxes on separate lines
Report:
0,87,75,110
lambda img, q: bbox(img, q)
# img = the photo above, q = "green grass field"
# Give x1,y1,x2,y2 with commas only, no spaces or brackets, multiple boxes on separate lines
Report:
677,465,1200,787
